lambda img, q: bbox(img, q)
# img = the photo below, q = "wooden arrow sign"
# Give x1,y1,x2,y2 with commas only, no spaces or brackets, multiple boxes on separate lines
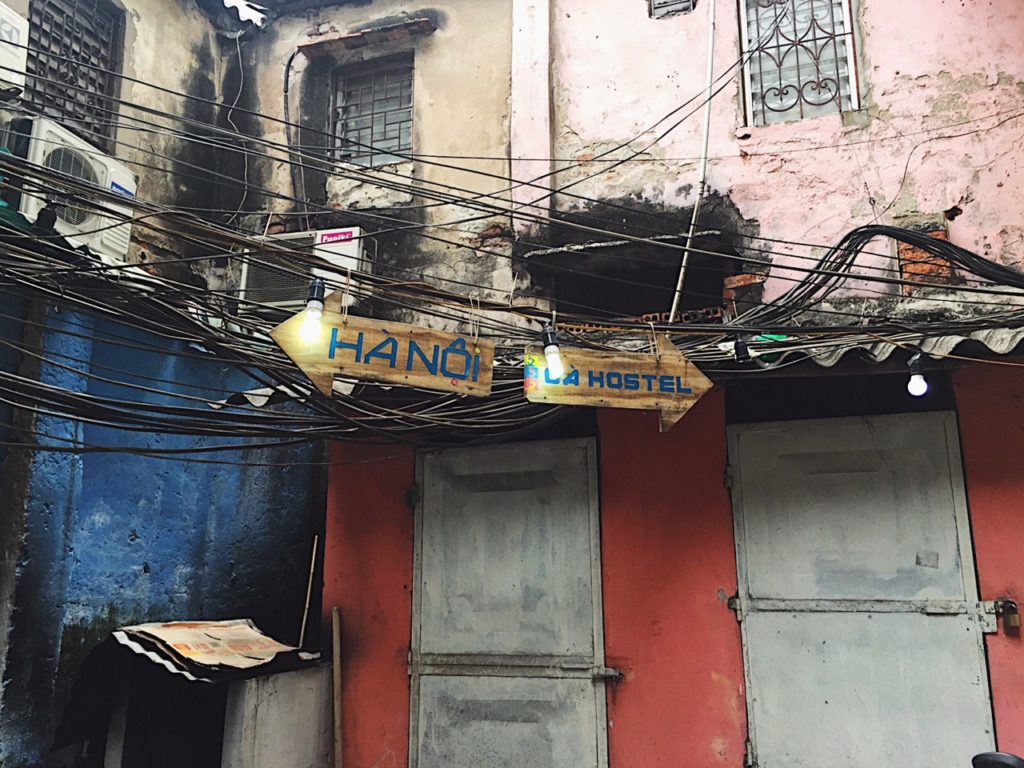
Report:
270,309,495,397
524,335,712,431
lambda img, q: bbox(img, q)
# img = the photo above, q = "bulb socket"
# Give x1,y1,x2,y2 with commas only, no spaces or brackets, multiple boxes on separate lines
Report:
541,322,558,349
307,278,326,306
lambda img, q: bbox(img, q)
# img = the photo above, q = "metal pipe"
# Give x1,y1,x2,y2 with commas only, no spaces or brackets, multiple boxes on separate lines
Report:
669,0,717,322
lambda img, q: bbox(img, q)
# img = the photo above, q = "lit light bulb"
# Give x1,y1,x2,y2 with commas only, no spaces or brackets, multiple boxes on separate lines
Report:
301,278,326,342
907,352,928,397
907,373,928,397
301,303,323,341
544,343,565,380
541,322,564,380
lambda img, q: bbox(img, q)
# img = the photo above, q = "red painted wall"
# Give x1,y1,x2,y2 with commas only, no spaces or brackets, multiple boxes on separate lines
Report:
598,391,747,767
323,441,415,768
956,365,1024,755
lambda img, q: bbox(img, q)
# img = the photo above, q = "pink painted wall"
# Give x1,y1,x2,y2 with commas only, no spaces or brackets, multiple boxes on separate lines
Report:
323,441,415,768
955,364,1024,755
599,394,747,767
549,0,1024,297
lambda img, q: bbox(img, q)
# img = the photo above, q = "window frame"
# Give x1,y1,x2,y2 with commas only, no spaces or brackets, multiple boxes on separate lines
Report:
649,0,698,18
24,0,125,150
332,53,414,168
738,0,861,128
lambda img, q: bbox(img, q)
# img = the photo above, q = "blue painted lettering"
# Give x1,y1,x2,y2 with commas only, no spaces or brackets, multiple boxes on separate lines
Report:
406,340,439,374
624,373,640,391
589,370,605,388
606,372,623,389
563,369,580,386
642,374,658,391
658,375,675,393
329,328,363,361
440,338,472,380
675,376,694,395
364,337,399,368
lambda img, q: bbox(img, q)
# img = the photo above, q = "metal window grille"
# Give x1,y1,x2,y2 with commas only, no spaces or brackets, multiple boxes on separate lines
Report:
24,0,124,149
650,0,698,17
334,54,413,168
739,0,859,127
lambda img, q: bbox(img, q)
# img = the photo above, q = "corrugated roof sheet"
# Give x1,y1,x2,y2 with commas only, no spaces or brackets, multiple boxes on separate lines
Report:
788,327,1024,368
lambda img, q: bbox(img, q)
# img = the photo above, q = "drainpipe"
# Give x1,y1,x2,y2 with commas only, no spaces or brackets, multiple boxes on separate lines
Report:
669,0,716,322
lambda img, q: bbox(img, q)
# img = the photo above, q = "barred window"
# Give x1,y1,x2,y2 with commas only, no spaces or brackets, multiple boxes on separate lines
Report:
24,0,124,149
334,54,413,167
740,0,859,127
650,0,697,17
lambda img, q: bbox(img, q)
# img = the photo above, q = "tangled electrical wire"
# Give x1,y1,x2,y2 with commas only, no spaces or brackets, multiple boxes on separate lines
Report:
0,40,1020,451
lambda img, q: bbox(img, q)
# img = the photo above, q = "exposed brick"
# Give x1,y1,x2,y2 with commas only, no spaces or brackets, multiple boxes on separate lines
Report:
723,272,767,290
898,229,954,296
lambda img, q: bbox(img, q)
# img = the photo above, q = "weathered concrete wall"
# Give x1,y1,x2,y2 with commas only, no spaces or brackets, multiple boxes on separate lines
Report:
548,0,1024,300
114,0,244,269
0,308,324,768
221,664,333,768
246,0,519,310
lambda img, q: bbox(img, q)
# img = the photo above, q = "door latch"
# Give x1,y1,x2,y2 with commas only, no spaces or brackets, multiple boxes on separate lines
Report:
562,663,621,680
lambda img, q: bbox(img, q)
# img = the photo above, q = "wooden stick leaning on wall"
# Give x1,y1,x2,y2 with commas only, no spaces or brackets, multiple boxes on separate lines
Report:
332,607,343,768
299,534,319,648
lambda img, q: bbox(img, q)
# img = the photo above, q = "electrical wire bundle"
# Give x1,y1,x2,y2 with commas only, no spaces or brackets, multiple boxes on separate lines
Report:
0,31,1019,455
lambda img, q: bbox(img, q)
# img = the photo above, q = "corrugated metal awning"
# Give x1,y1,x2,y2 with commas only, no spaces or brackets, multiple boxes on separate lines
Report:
781,327,1024,368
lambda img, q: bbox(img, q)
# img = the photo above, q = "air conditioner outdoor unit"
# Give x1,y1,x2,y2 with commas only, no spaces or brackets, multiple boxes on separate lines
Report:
238,227,373,313
6,116,138,265
0,1,28,93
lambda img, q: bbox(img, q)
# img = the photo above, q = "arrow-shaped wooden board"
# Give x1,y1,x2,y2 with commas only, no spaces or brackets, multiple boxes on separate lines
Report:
271,309,495,397
524,335,712,431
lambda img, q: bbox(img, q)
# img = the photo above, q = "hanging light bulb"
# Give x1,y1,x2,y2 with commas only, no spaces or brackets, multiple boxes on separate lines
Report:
907,352,928,397
301,278,326,342
541,322,565,380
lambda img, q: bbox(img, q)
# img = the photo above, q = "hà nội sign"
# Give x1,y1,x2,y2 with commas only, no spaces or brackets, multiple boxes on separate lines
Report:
271,310,495,397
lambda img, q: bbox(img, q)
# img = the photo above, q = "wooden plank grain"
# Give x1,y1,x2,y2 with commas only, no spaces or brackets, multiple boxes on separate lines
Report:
524,335,712,429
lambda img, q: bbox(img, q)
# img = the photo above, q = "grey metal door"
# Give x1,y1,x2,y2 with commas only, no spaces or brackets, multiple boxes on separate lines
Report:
729,412,995,768
411,439,608,768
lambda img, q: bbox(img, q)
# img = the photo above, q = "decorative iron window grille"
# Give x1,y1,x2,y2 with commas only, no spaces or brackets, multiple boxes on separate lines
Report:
650,0,698,17
334,54,413,168
24,0,124,150
740,0,859,127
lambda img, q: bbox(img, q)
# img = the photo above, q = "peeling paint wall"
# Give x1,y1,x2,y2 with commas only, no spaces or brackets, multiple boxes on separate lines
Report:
549,0,1024,301
0,309,324,768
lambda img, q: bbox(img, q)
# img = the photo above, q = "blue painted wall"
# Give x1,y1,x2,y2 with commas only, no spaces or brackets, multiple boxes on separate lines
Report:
0,290,26,464
0,306,324,767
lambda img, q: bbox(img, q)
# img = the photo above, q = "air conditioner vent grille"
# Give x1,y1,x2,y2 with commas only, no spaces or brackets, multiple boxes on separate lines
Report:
43,146,98,226
242,252,311,306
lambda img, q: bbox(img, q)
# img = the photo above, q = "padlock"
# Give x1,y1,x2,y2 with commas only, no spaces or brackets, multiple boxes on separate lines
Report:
997,598,1020,629
1007,603,1022,629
